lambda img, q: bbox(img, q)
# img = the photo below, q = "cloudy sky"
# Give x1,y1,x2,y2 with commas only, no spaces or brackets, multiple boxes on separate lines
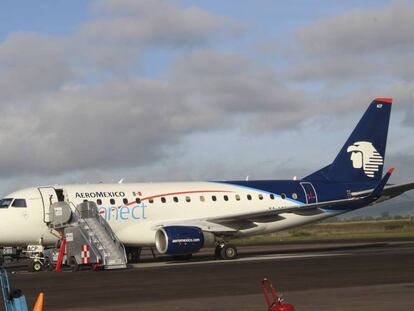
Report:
0,0,413,195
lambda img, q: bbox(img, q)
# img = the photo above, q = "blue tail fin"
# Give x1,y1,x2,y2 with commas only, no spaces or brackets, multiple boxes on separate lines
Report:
304,98,392,183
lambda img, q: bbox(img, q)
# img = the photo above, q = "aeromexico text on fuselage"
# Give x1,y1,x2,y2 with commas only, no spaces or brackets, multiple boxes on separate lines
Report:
75,192,126,199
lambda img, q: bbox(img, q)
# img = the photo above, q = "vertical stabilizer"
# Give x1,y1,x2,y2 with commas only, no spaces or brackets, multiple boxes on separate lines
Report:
304,98,392,183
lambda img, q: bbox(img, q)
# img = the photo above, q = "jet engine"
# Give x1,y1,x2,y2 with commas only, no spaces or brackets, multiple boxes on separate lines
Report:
155,226,215,255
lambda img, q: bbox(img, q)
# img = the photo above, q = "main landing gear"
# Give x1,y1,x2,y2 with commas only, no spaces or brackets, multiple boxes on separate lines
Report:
215,243,238,260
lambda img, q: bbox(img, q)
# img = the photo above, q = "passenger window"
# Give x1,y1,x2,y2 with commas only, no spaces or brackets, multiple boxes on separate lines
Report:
281,193,286,199
149,198,154,203
223,195,229,201
292,193,298,200
235,194,240,201
161,197,166,203
247,194,252,200
12,199,27,208
123,198,128,205
110,198,115,205
270,194,275,200
185,196,191,202
200,196,205,202
212,195,217,202
0,198,13,208
173,197,179,203
97,199,102,206
258,194,263,200
136,198,141,204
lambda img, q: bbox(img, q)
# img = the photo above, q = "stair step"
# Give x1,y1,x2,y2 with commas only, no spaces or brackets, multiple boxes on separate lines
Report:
104,264,127,270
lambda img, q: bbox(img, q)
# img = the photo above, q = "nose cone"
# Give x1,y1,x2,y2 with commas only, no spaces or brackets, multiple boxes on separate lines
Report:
0,189,33,244
0,188,58,246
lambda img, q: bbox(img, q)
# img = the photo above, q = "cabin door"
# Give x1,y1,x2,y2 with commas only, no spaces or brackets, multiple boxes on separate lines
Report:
300,182,318,204
38,187,59,223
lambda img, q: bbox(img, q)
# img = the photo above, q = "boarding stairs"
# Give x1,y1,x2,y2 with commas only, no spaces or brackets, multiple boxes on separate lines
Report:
49,201,127,270
76,207,127,269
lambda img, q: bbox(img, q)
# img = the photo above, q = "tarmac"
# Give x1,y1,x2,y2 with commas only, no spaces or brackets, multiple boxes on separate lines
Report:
7,238,414,310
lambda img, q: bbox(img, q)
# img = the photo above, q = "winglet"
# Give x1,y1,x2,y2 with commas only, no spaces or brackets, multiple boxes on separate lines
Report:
387,167,395,174
371,167,395,198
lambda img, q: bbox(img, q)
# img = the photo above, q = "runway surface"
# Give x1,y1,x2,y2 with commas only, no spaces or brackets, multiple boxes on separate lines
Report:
7,238,414,310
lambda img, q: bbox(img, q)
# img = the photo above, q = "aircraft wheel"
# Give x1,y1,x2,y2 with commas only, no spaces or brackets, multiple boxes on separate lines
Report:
33,260,43,272
220,244,238,260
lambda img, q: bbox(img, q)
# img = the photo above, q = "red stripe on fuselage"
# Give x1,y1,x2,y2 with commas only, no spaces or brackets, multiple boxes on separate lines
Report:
128,189,233,206
96,189,234,213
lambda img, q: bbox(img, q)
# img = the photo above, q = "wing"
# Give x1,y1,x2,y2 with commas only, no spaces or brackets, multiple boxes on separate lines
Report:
151,196,367,234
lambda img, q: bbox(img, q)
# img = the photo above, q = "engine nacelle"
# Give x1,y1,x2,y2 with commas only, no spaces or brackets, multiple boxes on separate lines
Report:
155,226,215,255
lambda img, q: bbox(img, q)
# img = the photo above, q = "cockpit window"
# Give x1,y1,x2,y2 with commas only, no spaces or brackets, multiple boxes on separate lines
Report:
0,198,13,208
12,199,27,208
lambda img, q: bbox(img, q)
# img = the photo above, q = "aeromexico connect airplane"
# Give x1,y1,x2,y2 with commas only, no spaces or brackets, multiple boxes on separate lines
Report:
0,98,413,260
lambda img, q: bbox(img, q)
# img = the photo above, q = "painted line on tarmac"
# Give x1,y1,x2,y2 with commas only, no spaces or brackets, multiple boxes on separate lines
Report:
130,251,350,269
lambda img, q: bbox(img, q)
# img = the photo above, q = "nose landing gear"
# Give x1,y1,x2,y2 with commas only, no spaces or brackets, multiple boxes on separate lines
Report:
214,243,238,260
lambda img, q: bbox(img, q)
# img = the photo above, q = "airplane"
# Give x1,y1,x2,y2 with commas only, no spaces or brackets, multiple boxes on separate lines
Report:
0,97,413,261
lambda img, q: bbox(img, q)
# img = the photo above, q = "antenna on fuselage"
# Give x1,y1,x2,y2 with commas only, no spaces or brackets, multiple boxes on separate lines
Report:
293,176,297,181
245,176,249,181
118,178,124,184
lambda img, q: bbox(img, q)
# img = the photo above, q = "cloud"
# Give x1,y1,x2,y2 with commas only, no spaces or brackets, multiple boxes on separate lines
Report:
280,0,414,136
0,49,309,176
169,51,309,131
296,1,414,57
0,33,72,104
288,1,414,82
0,1,256,177
386,147,414,183
74,0,242,72
84,0,234,46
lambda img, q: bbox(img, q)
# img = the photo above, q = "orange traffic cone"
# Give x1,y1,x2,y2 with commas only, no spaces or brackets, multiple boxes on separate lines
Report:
33,292,44,311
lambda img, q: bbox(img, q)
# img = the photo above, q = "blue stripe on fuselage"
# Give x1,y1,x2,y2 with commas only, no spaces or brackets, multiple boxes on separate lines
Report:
214,179,377,212
213,180,305,205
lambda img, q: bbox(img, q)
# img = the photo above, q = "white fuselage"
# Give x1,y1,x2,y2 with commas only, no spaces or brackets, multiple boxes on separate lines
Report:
0,182,339,247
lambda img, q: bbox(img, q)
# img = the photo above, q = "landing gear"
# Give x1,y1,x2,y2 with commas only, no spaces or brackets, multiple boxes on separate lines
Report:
126,247,142,263
28,260,43,272
214,245,221,258
69,256,79,272
215,243,238,260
